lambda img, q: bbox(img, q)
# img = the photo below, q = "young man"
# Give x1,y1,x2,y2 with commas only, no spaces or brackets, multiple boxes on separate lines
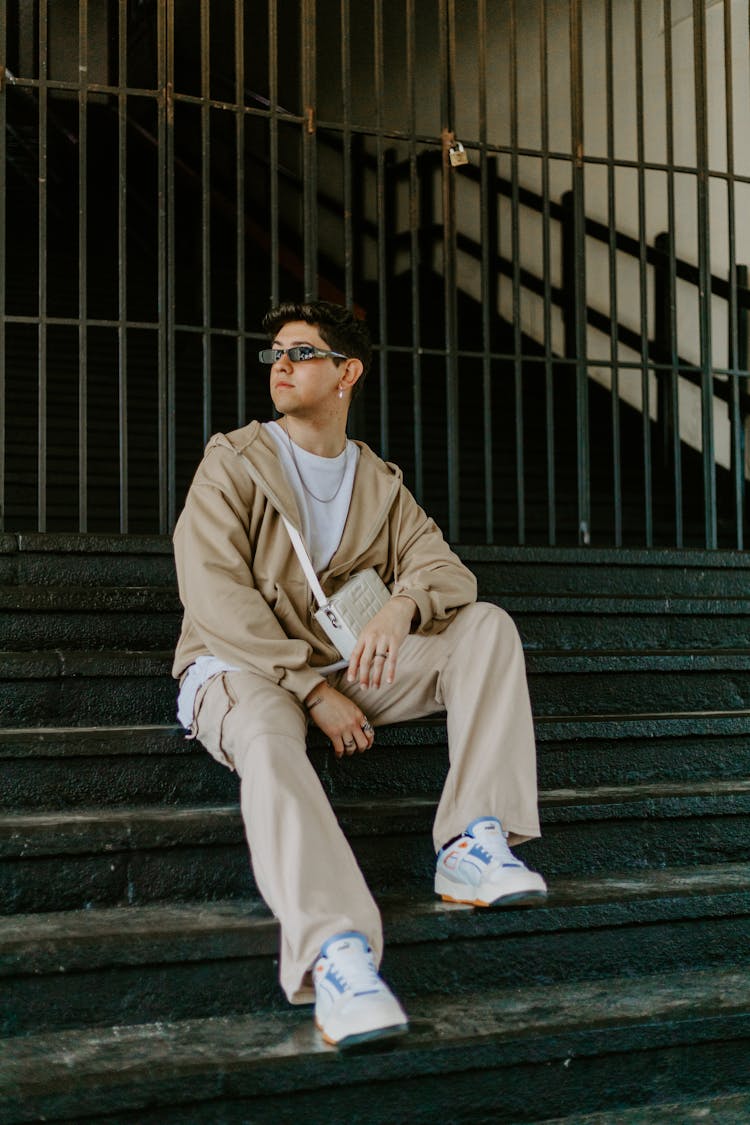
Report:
172,300,546,1049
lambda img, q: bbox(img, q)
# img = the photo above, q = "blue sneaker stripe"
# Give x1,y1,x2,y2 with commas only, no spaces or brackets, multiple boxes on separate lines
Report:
469,842,493,864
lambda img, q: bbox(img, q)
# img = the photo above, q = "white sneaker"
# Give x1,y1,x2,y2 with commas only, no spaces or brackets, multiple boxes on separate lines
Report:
313,931,409,1049
435,816,548,906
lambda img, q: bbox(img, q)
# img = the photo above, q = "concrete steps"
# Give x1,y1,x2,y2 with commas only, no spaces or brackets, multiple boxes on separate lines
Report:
2,965,748,1124
6,646,750,726
3,863,749,1038
3,712,750,811
0,535,748,1120
2,783,749,915
535,1093,750,1124
8,589,750,652
7,585,750,651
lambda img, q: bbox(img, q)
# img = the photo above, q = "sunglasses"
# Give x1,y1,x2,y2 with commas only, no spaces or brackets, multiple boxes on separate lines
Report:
258,346,350,364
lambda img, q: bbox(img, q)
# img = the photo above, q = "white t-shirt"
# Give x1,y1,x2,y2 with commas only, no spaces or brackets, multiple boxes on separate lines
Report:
263,420,359,572
177,422,359,728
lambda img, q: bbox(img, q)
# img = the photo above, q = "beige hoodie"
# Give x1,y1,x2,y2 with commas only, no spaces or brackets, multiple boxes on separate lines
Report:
172,421,477,703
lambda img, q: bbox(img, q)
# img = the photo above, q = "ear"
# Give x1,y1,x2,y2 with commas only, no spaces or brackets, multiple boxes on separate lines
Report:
338,357,364,394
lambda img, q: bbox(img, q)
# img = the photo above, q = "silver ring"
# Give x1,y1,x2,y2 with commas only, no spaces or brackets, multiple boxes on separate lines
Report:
361,720,374,733
373,653,387,661
343,738,356,748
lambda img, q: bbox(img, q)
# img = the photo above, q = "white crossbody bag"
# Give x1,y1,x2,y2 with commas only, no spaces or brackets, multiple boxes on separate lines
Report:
282,516,390,660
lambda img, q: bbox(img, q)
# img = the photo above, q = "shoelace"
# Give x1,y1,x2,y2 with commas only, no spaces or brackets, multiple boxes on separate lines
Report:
325,946,382,996
471,831,522,869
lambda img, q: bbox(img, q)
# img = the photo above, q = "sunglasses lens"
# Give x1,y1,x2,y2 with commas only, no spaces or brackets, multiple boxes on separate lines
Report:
259,345,337,364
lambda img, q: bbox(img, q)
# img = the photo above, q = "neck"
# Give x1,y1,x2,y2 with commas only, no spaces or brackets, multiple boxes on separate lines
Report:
279,414,348,457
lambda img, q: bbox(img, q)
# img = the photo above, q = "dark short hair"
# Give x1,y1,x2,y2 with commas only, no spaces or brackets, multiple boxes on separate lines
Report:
262,301,372,400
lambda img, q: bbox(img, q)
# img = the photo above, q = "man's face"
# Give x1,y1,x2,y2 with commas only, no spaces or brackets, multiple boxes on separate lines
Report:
267,320,345,418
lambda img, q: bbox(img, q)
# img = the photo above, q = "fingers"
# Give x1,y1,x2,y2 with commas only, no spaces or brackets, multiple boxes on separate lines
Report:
382,646,398,686
307,686,376,759
347,599,414,687
333,712,375,758
335,711,375,756
349,635,399,689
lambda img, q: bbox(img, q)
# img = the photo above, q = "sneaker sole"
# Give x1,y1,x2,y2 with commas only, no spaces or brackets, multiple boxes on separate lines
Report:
435,869,548,906
439,889,548,907
315,1018,410,1050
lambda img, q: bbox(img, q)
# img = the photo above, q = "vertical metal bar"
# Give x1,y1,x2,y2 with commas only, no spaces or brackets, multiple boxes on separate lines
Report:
77,0,89,531
540,0,555,546
604,0,621,546
161,0,177,531
654,232,673,434
407,0,423,503
38,0,48,532
693,0,716,547
200,0,211,445
738,261,749,378
440,0,460,540
730,266,747,546
383,152,397,292
634,0,653,546
663,0,683,547
723,0,742,548
166,3,177,530
561,191,575,360
117,1,129,532
569,0,589,544
0,5,5,530
374,0,389,459
737,264,750,553
510,0,524,544
341,0,353,309
301,0,317,299
157,0,168,532
343,9,366,441
235,0,246,426
351,133,365,297
478,0,494,543
269,0,279,307
417,151,434,303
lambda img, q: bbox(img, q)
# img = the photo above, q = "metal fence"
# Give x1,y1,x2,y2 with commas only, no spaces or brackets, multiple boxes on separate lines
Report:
1,0,749,547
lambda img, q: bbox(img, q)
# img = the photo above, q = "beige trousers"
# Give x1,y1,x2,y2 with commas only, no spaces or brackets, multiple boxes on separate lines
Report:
191,602,540,1004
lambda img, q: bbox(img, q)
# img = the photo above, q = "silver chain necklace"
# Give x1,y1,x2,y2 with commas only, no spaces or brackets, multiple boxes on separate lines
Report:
281,418,349,504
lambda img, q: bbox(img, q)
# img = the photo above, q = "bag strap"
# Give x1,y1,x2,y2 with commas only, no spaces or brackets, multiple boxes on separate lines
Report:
236,455,328,608
281,515,328,609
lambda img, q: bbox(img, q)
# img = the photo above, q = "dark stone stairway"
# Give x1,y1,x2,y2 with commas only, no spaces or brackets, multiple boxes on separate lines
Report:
1,535,749,1122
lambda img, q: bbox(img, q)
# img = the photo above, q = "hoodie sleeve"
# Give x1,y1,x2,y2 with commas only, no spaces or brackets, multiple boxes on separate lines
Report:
173,446,324,702
388,481,477,633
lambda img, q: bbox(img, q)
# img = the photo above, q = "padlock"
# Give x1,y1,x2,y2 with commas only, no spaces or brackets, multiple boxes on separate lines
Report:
449,141,469,167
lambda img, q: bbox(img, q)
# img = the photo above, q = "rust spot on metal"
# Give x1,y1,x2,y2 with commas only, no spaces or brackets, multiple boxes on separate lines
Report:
305,106,315,134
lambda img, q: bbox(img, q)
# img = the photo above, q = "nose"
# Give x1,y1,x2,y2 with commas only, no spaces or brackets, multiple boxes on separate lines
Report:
272,349,293,373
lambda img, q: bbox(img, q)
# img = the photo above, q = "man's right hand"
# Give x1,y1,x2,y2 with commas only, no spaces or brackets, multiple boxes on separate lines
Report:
304,682,374,758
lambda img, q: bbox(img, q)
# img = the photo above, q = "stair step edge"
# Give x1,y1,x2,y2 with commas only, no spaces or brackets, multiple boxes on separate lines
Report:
1,965,747,1108
2,861,749,976
6,648,750,679
533,1092,750,1125
3,711,750,756
2,782,749,857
